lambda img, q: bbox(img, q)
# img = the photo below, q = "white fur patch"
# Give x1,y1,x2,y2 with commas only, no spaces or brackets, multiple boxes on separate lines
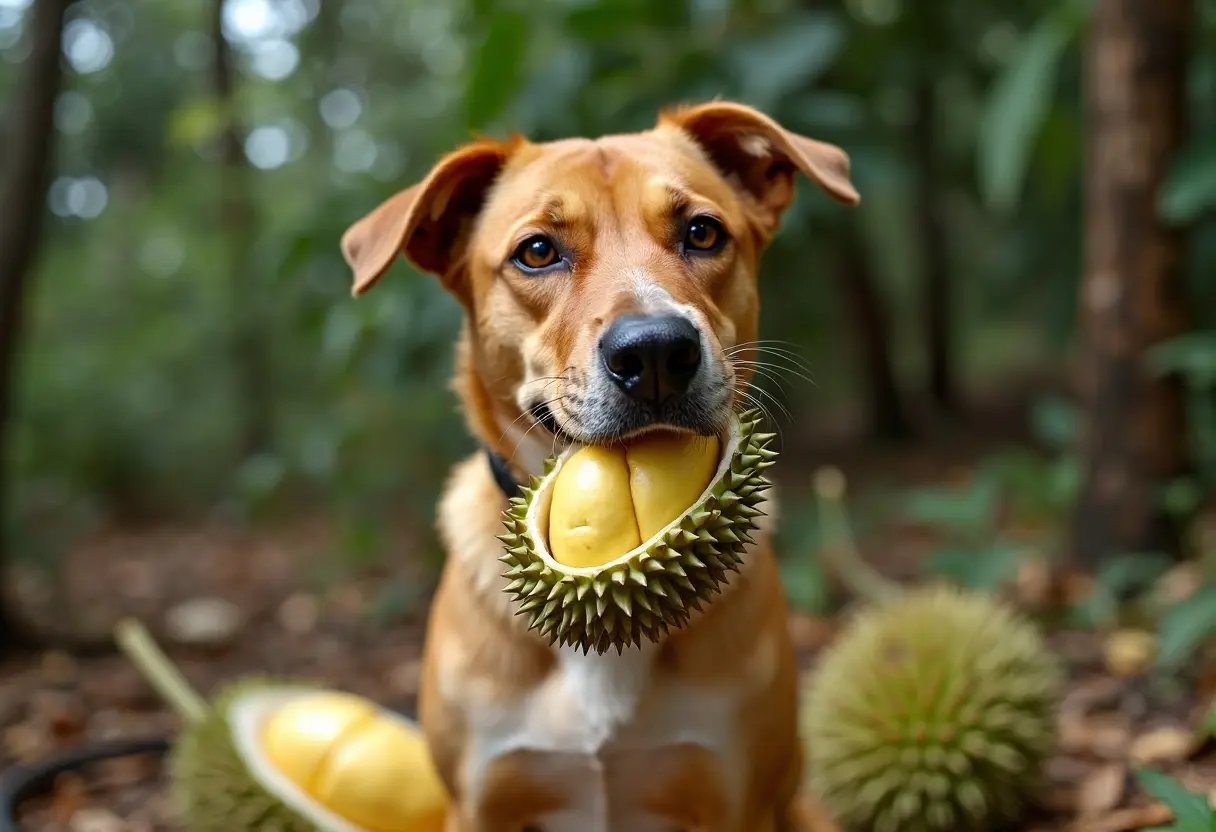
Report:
458,639,745,831
629,268,682,316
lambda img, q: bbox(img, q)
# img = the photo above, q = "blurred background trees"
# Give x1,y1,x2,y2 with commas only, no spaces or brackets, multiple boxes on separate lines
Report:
1,0,1215,651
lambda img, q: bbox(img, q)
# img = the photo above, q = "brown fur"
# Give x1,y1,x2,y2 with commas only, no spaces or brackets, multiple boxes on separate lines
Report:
343,102,857,832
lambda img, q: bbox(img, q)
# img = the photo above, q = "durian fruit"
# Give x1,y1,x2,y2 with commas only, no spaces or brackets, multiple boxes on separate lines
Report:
115,620,447,832
802,586,1061,832
499,410,777,654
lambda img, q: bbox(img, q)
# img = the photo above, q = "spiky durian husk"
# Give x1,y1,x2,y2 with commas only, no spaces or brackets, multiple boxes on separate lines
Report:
803,587,1061,832
172,680,315,832
498,411,777,654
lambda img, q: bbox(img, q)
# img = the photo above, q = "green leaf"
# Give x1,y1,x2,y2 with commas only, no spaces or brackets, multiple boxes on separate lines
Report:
465,9,529,128
1031,394,1079,450
1072,553,1172,627
1134,769,1216,831
780,557,830,614
729,13,844,108
1157,585,1216,672
1149,332,1216,390
903,478,998,530
977,5,1084,213
920,542,1023,590
1160,139,1216,224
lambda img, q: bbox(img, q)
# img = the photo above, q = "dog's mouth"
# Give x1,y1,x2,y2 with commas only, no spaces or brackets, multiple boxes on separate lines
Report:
527,400,572,442
525,390,729,448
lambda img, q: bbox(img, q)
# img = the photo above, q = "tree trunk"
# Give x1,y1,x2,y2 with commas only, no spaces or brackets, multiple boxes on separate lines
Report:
1072,0,1191,564
911,73,957,413
835,230,912,440
212,0,272,458
0,0,72,653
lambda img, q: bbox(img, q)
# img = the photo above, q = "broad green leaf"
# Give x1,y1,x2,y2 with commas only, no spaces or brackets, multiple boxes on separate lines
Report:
977,5,1084,213
729,13,844,108
903,478,998,530
1149,332,1216,389
1157,585,1216,671
1031,394,1079,450
465,10,529,128
920,542,1023,590
780,558,830,613
1160,139,1216,224
1134,769,1216,831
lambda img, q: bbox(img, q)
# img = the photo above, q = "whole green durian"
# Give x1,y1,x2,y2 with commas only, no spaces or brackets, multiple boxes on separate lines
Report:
802,586,1061,832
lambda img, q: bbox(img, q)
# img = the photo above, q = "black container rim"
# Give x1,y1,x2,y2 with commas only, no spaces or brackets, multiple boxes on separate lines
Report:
0,738,170,832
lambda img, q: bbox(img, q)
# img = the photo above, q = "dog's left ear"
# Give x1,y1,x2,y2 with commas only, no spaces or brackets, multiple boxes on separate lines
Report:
662,101,859,233
341,138,518,296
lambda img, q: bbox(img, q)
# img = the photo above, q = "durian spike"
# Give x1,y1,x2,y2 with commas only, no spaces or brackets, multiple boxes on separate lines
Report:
812,466,901,606
115,618,209,724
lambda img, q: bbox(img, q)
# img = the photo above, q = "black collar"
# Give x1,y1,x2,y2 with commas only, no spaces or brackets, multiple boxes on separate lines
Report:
485,447,522,499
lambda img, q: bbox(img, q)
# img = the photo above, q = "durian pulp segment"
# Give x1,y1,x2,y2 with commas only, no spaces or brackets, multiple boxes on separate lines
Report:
230,688,446,832
261,692,375,794
547,445,641,568
627,433,720,540
546,433,722,568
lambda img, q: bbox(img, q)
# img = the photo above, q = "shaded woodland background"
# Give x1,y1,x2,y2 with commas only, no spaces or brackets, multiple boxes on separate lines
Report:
3,0,1216,828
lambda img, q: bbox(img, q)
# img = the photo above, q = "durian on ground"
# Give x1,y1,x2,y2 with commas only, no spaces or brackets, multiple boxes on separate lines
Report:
498,410,778,654
801,469,1062,832
801,586,1061,832
115,619,447,832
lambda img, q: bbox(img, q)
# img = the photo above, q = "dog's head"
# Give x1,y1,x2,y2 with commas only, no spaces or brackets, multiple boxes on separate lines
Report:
341,102,858,464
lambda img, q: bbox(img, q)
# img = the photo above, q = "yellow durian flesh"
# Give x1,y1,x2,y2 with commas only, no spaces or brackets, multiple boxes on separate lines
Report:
627,433,720,539
547,445,641,568
261,692,374,794
261,692,447,832
548,432,721,568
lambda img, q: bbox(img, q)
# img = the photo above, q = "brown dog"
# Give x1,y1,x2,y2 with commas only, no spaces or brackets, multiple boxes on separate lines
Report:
341,102,858,832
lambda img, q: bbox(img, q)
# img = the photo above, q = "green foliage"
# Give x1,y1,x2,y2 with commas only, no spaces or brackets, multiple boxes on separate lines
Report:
902,426,1080,590
1157,585,1216,672
1134,769,1216,832
776,498,830,613
1161,143,1216,224
3,0,1214,585
1072,553,1173,628
1150,332,1216,512
978,0,1087,213
465,9,529,128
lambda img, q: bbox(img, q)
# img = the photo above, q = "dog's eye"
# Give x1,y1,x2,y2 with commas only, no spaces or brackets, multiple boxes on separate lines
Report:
512,236,561,271
684,217,726,254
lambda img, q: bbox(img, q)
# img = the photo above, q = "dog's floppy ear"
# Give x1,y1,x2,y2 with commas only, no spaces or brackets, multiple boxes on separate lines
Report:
662,101,859,233
341,138,518,295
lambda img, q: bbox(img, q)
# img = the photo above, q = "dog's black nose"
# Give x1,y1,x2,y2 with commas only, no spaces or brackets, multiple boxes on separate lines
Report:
599,314,702,403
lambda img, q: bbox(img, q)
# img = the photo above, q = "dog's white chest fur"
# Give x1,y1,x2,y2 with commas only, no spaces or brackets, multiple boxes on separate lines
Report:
463,644,742,831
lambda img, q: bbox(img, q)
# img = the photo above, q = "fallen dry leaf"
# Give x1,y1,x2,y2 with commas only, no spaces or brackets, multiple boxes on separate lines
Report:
1060,711,1133,759
1017,558,1053,606
1104,630,1157,678
68,807,127,832
1075,764,1127,817
277,592,320,636
1129,726,1196,765
164,596,243,647
50,772,89,824
1070,803,1173,832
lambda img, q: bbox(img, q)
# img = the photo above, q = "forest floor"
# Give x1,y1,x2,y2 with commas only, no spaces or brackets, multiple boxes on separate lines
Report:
3,391,1216,831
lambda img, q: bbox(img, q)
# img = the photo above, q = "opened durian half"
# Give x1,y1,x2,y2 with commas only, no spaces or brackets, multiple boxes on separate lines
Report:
499,410,777,654
115,620,447,832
